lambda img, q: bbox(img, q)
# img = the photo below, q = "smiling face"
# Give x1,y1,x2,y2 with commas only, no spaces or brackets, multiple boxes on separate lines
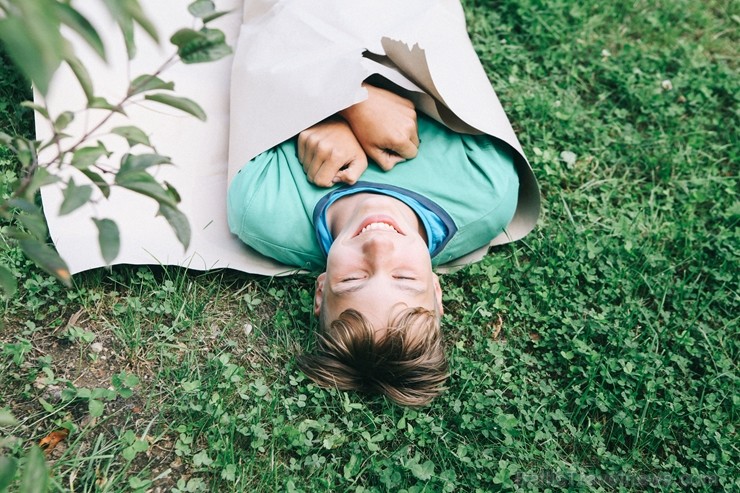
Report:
314,193,443,331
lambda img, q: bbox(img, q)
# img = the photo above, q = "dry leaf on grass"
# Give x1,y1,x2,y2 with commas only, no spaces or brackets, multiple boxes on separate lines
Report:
39,429,69,455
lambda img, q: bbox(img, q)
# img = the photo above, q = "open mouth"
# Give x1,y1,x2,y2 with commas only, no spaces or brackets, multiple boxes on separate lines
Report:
354,215,404,237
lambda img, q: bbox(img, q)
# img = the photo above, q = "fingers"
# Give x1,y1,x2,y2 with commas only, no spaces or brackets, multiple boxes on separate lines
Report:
393,134,419,160
307,155,367,187
297,130,317,170
333,156,368,185
365,135,418,171
299,136,368,187
297,119,369,187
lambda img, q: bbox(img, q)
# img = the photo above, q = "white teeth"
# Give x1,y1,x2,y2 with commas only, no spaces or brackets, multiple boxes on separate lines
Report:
360,222,398,234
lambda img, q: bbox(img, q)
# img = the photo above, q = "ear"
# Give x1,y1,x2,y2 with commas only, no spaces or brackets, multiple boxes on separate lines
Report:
432,274,443,315
314,272,327,316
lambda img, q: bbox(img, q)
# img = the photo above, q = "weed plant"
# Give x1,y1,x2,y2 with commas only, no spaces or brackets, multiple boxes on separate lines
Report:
1,0,738,491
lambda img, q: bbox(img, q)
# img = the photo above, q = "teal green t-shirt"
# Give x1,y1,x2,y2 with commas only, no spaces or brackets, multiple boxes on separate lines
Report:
227,114,519,270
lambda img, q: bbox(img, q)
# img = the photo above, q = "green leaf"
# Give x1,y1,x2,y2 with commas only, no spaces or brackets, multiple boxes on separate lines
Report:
158,204,191,250
163,181,181,203
102,0,159,59
38,398,55,413
53,111,75,132
24,168,60,202
188,0,215,18
125,0,159,42
0,265,18,299
19,447,49,493
92,218,120,264
171,28,232,64
0,456,18,492
0,131,13,146
132,439,148,453
144,93,206,121
170,28,203,49
71,143,111,170
0,7,64,95
19,239,71,286
408,459,435,481
119,153,171,174
64,52,95,102
88,399,105,418
88,97,125,114
111,126,151,147
12,137,37,169
53,2,106,59
6,198,38,214
20,102,49,119
121,15,136,59
115,171,177,208
80,169,111,199
128,75,175,96
202,11,234,24
0,409,18,427
122,446,136,461
17,209,48,240
59,179,93,216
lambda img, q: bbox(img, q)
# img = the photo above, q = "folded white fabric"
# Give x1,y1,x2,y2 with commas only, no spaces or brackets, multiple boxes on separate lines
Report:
39,0,539,276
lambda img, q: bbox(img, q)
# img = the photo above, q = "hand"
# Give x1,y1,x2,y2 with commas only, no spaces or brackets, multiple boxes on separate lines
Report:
297,118,368,187
340,83,419,171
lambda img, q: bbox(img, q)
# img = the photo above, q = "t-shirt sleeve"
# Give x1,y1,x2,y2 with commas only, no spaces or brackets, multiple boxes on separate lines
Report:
227,141,327,270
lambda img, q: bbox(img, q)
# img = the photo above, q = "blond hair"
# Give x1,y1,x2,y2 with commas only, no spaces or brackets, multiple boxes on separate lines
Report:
296,307,448,406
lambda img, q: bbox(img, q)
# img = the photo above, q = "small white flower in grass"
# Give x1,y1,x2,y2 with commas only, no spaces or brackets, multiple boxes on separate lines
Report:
661,79,673,91
601,49,611,58
560,150,577,166
243,322,253,336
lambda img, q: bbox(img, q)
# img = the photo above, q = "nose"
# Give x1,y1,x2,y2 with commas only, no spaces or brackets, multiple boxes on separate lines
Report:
361,234,395,263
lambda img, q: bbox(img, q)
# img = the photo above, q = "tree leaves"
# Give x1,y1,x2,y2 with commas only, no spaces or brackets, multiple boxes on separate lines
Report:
170,28,232,64
128,75,175,96
0,265,18,298
92,218,120,264
64,51,95,102
53,2,105,59
187,0,233,24
0,0,64,95
53,111,75,131
80,168,111,198
119,153,171,174
115,168,177,208
19,447,49,493
158,204,191,251
101,0,159,60
18,239,71,286
188,0,216,18
1,0,230,297
144,94,207,121
111,126,151,147
59,178,93,216
71,142,111,170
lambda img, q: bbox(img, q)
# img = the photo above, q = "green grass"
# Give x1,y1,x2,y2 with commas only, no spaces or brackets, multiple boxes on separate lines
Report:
1,0,738,491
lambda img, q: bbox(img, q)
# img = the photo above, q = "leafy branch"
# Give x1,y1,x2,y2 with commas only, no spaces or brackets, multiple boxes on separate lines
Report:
0,0,233,297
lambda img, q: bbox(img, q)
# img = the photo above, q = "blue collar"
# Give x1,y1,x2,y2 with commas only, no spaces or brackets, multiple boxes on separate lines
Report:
312,181,457,258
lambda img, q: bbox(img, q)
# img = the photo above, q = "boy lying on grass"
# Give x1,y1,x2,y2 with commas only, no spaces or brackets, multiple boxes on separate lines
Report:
228,82,521,406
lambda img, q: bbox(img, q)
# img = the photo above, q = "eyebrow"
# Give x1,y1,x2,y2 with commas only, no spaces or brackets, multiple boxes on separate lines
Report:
333,282,426,297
